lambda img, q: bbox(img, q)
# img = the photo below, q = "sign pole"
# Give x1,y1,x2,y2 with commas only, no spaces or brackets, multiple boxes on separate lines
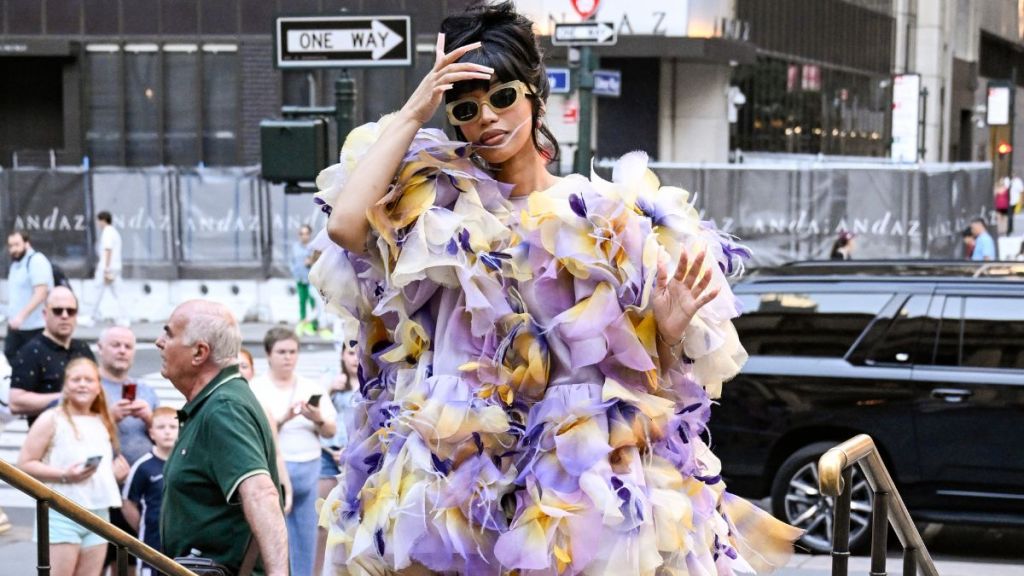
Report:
575,46,594,174
335,69,357,152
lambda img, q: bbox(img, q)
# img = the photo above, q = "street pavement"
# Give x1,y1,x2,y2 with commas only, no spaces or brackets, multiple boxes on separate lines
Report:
1,323,1023,574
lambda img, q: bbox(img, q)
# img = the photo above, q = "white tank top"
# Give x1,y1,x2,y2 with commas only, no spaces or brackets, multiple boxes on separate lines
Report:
45,412,122,509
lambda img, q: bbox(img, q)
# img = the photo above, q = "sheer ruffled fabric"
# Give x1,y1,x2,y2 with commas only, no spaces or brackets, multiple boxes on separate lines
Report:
312,116,801,575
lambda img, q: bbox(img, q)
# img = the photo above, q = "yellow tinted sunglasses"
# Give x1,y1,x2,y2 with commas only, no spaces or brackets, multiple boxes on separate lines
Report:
445,80,536,126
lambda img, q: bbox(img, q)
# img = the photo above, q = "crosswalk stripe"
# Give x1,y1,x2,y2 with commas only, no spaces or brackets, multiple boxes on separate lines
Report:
1,349,340,508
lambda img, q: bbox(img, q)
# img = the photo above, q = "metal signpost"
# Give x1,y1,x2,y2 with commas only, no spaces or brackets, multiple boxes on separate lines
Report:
553,22,617,174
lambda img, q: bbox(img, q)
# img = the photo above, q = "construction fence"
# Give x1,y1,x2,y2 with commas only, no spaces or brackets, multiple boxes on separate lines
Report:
0,162,995,279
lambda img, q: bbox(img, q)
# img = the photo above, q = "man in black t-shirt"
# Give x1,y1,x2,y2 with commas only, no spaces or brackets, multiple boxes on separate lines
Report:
9,286,95,426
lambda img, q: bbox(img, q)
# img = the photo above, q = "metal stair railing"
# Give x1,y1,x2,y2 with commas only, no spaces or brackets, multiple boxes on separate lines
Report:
818,434,939,576
0,459,196,576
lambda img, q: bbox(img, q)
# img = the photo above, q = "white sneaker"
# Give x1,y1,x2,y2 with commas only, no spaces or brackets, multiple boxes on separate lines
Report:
115,318,131,328
77,315,96,327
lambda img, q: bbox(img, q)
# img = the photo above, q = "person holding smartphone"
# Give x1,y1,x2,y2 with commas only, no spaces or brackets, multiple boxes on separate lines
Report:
95,325,160,573
250,327,335,576
18,357,129,576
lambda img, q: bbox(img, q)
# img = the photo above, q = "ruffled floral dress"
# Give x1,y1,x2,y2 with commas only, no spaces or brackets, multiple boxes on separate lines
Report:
311,115,801,575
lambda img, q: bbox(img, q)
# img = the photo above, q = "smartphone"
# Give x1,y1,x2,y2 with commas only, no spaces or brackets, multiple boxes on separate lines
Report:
307,394,322,407
83,455,102,469
122,382,137,402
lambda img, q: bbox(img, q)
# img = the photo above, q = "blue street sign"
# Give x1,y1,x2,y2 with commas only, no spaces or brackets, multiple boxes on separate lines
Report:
547,68,570,94
594,69,621,97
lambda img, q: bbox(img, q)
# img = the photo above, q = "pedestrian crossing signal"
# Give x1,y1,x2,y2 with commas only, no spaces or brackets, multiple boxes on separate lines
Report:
998,141,1012,156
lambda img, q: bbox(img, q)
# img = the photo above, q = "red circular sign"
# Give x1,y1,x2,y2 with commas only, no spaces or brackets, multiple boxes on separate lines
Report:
571,0,600,20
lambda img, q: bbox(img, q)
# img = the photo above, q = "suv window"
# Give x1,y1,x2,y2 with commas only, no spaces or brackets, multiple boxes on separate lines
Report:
864,294,931,365
735,292,892,357
931,296,962,366
961,297,1024,369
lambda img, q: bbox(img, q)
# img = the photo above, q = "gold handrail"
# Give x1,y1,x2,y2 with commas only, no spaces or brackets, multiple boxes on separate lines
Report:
818,434,938,576
0,459,197,576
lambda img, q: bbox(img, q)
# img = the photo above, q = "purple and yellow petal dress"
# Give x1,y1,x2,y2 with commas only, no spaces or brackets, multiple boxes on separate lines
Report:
311,115,802,576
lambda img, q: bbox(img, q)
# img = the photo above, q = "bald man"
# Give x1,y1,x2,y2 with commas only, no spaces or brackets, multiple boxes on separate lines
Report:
157,300,288,575
97,326,159,464
9,286,96,426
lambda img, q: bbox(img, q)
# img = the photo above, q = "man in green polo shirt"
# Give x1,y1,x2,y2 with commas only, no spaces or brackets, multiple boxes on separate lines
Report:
156,300,288,575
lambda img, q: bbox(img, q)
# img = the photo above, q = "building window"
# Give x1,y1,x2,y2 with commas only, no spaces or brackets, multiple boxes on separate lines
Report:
125,44,161,166
84,42,240,167
202,45,240,166
164,45,201,165
85,45,123,165
732,57,890,157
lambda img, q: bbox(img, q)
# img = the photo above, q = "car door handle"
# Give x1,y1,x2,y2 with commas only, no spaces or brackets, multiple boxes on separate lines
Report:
931,388,972,403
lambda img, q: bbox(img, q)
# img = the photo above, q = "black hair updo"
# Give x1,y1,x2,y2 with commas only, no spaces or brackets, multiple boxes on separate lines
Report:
441,1,560,164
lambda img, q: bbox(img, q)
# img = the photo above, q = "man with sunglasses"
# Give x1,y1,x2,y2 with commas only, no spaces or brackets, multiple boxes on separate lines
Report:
9,286,95,426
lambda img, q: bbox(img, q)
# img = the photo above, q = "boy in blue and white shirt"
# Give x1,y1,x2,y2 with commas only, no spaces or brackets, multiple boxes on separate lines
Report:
122,406,178,574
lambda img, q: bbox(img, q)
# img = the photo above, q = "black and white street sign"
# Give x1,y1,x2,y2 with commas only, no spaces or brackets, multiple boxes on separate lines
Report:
552,22,617,46
276,16,411,68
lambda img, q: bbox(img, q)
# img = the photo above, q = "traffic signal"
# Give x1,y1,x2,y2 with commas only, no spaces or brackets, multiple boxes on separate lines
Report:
997,141,1013,156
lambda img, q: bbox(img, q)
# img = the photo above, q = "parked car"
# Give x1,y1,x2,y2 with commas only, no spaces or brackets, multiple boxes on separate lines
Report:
711,260,1024,553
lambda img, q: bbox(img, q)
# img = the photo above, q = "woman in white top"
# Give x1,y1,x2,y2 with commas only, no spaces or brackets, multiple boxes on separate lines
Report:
250,327,335,576
19,357,129,576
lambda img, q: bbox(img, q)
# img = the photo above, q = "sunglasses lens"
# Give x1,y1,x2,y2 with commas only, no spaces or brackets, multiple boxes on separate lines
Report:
53,307,78,317
490,87,519,109
451,101,479,123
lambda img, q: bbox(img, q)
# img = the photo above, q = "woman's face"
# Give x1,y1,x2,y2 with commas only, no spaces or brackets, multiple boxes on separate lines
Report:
455,81,537,165
267,338,299,377
342,346,359,378
64,364,101,408
237,353,254,380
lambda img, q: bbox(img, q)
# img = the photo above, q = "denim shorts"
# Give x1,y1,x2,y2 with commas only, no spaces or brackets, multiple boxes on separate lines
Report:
34,507,109,548
319,449,340,479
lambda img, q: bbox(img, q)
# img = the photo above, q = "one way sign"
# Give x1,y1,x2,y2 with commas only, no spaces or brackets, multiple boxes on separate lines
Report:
552,22,617,46
276,15,411,68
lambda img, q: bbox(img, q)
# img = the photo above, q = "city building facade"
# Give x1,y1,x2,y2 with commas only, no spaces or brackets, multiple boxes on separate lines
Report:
0,0,1022,169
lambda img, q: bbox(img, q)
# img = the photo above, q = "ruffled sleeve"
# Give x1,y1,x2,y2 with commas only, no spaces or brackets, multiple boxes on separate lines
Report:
607,152,751,399
514,151,751,399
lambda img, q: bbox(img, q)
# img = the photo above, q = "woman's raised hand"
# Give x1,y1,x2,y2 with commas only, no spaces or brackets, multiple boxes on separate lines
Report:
399,33,493,125
653,248,721,348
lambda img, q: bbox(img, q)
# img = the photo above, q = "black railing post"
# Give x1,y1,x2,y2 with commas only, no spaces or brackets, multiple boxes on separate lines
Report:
870,490,889,575
831,467,853,576
903,546,918,576
905,541,921,573
37,500,50,576
117,546,130,575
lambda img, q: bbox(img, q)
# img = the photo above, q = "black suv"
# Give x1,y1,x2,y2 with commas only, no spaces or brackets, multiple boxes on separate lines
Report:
711,260,1024,554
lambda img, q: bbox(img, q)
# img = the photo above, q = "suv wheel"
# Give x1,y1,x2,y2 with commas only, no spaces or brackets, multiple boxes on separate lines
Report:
771,442,873,554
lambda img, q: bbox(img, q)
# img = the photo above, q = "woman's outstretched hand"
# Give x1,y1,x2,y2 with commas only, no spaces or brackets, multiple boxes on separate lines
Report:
399,33,493,125
653,248,721,348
